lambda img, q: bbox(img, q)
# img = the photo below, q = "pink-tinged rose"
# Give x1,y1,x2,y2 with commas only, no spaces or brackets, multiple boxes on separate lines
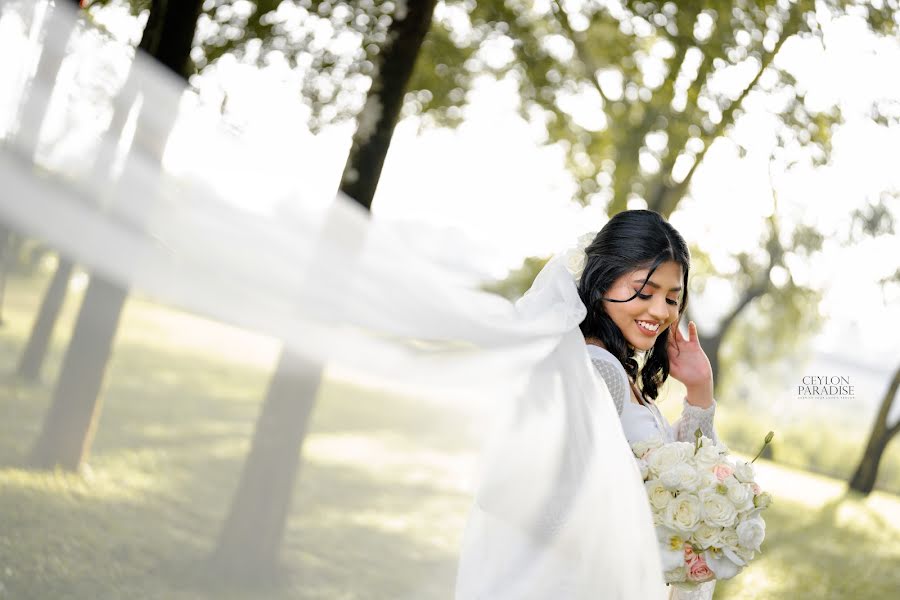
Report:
751,483,761,495
683,543,697,563
686,553,715,583
713,464,734,482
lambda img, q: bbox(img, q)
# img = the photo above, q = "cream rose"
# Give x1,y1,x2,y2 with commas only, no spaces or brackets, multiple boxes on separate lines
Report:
646,441,693,476
660,463,702,492
664,565,687,583
632,434,665,459
664,493,702,532
694,444,722,468
733,461,755,483
736,516,766,552
691,522,723,549
699,489,737,528
719,528,739,551
645,479,675,510
725,480,755,512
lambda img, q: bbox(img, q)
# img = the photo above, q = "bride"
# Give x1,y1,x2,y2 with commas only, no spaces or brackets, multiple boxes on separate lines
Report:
456,210,719,600
579,209,719,599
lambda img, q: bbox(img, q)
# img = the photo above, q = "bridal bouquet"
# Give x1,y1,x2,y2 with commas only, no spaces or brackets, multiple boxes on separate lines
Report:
632,432,773,589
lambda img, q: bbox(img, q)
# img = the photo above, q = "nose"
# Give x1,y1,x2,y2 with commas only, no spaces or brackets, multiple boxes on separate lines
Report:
648,296,669,321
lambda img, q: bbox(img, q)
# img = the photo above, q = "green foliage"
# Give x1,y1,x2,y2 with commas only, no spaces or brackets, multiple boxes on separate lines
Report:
717,274,824,385
849,192,898,242
481,254,550,300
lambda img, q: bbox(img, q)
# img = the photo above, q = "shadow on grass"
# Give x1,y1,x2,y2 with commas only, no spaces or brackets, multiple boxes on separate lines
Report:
1,444,466,600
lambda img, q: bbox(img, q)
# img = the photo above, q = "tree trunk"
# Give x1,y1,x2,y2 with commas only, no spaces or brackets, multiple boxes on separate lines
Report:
12,0,83,157
29,277,126,469
16,257,74,381
210,350,321,577
212,0,438,577
849,363,900,494
338,0,439,208
27,0,203,471
698,331,722,395
0,1,82,329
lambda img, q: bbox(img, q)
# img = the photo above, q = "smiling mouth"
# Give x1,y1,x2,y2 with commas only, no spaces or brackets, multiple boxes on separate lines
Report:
636,320,660,334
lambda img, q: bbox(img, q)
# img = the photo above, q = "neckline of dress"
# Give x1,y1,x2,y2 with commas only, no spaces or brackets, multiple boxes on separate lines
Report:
586,343,663,415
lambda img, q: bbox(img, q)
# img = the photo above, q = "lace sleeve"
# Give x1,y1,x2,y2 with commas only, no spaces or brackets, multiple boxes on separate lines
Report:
673,397,718,444
589,356,629,416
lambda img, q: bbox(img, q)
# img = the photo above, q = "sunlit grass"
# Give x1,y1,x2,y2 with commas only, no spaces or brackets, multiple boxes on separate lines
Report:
716,461,900,599
0,269,474,599
1,268,899,598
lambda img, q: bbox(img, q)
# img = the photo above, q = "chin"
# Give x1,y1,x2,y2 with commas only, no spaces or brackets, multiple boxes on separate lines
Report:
627,338,656,352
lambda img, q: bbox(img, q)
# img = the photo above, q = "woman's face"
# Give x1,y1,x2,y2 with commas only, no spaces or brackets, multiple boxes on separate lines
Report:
602,260,684,351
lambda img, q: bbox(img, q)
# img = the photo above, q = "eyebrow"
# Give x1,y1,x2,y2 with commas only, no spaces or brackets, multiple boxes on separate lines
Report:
633,279,682,292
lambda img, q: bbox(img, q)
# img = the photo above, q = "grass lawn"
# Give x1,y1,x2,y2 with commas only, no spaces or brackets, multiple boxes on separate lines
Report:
1,268,899,599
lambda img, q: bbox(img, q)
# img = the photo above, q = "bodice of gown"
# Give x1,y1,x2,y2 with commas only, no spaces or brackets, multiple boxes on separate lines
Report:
586,344,718,445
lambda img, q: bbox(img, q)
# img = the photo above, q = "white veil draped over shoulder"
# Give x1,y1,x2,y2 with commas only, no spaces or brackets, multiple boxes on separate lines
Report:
0,3,664,598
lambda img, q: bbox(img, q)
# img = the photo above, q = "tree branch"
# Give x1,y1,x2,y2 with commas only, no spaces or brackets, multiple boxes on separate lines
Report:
662,8,800,215
549,0,610,105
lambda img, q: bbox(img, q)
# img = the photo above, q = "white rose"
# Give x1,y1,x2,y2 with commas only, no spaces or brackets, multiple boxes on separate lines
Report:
736,516,766,552
704,549,742,580
636,457,650,481
697,435,716,448
725,480,755,512
664,493,702,532
632,434,665,458
664,566,688,584
699,489,738,528
694,444,722,468
660,463,702,492
645,479,674,510
733,461,755,483
564,248,586,277
719,528,739,551
691,522,723,549
646,441,694,476
698,469,719,490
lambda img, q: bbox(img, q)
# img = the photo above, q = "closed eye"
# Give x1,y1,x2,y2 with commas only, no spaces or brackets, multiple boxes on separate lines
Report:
635,291,679,306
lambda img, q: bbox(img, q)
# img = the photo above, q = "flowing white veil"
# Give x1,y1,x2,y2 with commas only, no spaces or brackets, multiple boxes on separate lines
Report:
0,3,664,598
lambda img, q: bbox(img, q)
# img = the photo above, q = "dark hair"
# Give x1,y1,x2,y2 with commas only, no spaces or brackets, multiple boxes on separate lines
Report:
577,209,690,404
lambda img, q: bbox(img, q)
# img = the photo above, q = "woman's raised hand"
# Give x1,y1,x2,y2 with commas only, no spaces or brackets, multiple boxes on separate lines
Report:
666,319,714,408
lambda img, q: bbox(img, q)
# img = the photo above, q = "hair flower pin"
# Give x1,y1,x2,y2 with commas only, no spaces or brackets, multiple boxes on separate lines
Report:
562,231,597,280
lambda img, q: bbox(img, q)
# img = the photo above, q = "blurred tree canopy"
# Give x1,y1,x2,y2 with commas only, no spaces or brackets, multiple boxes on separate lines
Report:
83,0,899,387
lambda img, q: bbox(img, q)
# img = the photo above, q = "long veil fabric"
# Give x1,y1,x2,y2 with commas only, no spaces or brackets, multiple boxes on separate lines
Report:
0,3,664,598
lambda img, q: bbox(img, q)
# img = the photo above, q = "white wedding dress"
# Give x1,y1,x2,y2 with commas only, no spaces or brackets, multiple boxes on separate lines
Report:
588,344,718,600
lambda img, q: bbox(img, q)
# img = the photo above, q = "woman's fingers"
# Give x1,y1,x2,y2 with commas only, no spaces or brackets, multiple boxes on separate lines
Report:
669,319,681,342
